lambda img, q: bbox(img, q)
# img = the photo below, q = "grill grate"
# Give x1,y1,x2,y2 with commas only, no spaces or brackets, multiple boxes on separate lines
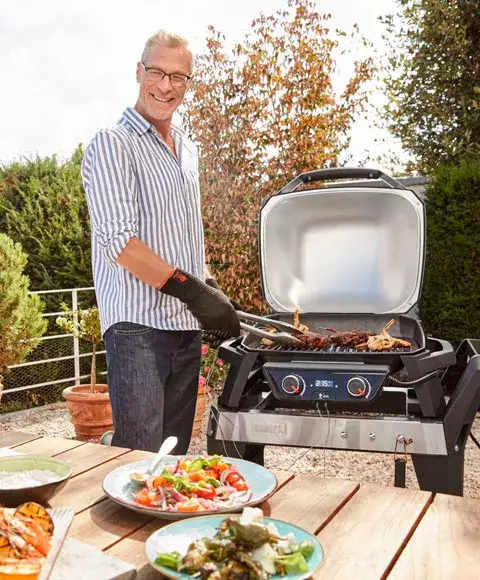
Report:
256,343,413,354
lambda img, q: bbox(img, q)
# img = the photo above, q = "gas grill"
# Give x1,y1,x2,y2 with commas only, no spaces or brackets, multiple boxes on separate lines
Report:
206,168,480,496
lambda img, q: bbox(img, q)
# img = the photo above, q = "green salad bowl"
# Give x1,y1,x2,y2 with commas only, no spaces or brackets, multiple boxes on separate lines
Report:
0,455,73,507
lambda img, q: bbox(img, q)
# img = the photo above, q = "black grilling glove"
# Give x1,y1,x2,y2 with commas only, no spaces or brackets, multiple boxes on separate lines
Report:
205,278,243,312
160,269,241,337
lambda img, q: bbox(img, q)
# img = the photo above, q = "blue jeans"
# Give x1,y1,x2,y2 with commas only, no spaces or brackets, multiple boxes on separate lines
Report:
103,322,202,453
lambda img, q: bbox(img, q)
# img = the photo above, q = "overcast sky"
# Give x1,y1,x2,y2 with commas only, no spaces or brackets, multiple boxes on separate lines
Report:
0,0,405,170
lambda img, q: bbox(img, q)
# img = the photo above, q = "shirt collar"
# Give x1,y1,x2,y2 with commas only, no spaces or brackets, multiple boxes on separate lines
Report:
120,107,152,136
120,107,187,143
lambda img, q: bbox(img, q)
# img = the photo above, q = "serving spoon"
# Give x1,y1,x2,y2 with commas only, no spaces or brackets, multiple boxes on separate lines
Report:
129,436,178,485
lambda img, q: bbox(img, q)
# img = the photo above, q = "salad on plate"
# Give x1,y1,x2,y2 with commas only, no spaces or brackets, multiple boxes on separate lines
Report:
131,455,251,513
154,507,316,579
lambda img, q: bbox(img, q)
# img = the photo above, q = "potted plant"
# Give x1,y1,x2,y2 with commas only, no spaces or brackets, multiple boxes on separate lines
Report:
56,304,113,442
0,234,47,403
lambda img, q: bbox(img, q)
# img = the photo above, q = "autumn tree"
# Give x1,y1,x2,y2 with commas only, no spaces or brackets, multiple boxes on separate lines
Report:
380,0,480,174
182,0,374,311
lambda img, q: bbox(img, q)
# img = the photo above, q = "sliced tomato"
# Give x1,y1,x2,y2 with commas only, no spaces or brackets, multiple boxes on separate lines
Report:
135,489,159,506
226,472,241,485
215,461,229,472
232,480,249,492
134,489,152,506
194,483,216,501
152,475,167,488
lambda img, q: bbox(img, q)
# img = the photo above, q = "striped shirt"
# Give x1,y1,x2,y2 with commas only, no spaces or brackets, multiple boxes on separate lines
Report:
81,107,205,336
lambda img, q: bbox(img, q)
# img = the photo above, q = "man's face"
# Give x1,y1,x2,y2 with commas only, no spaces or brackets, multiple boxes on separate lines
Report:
136,43,192,123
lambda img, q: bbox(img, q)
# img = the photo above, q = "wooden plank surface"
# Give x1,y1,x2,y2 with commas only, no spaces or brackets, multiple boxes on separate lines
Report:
270,468,295,489
69,498,153,551
54,442,132,476
50,450,152,512
389,493,480,579
14,436,85,457
1,430,43,448
106,519,166,580
264,475,359,533
314,485,432,579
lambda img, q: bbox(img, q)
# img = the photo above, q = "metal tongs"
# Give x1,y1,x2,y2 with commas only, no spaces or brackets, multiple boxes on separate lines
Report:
237,311,304,347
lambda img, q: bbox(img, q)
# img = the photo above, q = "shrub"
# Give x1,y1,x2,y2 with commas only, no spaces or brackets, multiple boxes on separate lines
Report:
0,146,92,300
419,160,480,341
0,234,47,383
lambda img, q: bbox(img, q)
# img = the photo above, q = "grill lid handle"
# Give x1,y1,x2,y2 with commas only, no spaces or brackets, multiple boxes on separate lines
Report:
277,167,406,194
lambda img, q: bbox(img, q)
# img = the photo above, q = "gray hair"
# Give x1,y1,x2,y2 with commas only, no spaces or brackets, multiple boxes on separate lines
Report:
141,29,195,72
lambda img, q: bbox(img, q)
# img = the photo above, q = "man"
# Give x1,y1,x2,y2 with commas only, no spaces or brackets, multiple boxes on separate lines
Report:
81,30,240,453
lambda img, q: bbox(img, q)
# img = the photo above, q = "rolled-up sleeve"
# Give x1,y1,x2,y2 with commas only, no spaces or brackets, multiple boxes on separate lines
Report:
81,130,137,263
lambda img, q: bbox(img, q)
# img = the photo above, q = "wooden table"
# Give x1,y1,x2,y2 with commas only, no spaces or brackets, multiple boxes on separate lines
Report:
3,431,480,579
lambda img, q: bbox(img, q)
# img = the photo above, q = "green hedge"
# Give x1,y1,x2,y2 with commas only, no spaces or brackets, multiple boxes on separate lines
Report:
0,146,93,302
419,160,480,341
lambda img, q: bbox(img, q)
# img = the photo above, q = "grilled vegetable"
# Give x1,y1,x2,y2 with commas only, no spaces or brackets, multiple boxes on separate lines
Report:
14,503,53,537
0,534,17,559
155,551,182,571
224,519,271,549
182,541,208,574
298,539,314,559
276,551,308,574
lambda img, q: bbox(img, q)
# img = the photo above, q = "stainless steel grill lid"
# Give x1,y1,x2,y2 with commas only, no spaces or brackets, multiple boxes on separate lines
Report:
259,168,426,314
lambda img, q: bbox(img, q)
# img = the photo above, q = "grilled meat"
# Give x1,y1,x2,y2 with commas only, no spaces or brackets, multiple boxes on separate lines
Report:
297,330,374,349
355,319,412,351
293,311,373,348
260,313,412,352
329,330,374,347
298,334,332,349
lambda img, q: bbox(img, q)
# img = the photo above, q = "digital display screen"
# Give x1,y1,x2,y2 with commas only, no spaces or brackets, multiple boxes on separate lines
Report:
315,380,334,388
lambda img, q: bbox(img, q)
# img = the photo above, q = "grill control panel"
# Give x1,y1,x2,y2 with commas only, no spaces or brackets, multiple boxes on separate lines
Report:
263,362,390,403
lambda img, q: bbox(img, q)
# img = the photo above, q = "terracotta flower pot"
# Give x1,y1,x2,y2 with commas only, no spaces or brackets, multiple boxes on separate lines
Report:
62,384,113,443
192,385,211,438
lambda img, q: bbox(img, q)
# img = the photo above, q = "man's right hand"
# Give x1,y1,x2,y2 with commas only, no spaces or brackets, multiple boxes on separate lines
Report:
159,269,241,337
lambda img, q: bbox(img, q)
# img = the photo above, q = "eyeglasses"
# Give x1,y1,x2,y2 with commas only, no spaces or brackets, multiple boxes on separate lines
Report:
140,62,191,88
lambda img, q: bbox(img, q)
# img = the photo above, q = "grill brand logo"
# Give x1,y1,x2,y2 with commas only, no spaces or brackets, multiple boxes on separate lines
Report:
252,421,288,438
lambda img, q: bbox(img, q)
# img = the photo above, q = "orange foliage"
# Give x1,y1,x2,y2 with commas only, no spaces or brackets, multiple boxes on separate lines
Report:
183,0,374,312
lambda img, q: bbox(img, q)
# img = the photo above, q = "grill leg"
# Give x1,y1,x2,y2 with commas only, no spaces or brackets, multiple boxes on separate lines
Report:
412,450,465,496
394,458,406,488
